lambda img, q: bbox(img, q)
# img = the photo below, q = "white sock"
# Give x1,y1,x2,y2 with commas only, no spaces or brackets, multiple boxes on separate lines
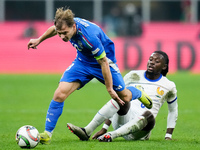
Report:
110,116,147,139
44,130,52,138
85,99,120,136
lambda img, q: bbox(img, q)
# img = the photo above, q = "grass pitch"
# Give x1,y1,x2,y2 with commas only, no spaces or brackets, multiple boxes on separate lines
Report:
0,72,200,150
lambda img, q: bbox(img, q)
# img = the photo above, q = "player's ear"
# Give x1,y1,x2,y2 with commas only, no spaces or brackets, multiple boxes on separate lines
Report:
73,23,76,28
162,64,167,70
73,23,76,32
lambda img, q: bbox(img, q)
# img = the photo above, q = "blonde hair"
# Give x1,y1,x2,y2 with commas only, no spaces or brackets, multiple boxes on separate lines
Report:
54,7,75,30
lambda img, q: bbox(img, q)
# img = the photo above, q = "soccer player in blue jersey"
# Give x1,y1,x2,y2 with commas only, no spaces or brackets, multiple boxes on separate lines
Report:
27,7,152,144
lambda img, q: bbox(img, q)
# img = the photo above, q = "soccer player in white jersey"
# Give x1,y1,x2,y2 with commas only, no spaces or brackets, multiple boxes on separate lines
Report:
67,51,178,141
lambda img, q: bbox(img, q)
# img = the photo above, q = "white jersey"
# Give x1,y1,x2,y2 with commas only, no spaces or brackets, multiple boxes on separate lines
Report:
112,70,178,134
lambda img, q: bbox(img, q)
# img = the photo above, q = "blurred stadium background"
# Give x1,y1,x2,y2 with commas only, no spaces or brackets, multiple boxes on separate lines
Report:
1,1,200,149
0,0,200,74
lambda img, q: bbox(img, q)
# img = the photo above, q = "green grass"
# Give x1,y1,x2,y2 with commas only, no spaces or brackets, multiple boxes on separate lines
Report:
0,72,200,150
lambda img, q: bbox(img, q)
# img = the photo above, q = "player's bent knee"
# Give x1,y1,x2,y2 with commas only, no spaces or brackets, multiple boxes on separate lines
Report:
142,111,155,131
53,94,66,102
117,89,132,103
53,82,80,102
142,111,153,118
53,89,68,102
117,102,131,116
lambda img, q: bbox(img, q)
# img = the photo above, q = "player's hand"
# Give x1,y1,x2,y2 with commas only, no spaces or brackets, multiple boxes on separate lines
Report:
108,89,125,105
92,128,107,139
27,38,40,50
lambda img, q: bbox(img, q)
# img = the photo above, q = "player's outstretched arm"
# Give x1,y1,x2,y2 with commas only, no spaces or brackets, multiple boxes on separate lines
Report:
92,128,107,139
92,119,111,139
165,99,178,140
27,25,57,50
97,56,124,105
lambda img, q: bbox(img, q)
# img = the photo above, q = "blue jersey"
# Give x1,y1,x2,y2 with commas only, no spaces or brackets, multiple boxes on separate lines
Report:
60,18,125,92
69,18,117,65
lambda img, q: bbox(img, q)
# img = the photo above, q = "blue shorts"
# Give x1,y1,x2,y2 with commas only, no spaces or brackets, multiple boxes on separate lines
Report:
60,58,125,91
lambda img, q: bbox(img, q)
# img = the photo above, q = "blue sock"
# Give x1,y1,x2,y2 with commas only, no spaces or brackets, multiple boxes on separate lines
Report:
45,100,64,133
126,86,142,100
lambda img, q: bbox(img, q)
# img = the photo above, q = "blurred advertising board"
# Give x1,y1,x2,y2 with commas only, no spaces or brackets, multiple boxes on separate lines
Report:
0,22,199,73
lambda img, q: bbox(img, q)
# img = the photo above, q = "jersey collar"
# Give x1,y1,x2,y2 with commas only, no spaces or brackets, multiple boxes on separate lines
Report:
144,71,162,82
70,21,79,41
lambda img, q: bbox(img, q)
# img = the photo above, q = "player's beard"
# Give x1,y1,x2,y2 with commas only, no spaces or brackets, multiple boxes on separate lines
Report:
146,70,161,79
146,70,155,76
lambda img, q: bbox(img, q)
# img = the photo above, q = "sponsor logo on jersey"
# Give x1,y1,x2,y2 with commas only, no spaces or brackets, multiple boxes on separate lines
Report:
116,85,122,90
46,118,51,122
92,48,100,55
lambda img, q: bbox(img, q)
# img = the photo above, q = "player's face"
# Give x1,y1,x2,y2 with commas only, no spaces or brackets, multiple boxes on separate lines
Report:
56,23,76,42
147,53,166,75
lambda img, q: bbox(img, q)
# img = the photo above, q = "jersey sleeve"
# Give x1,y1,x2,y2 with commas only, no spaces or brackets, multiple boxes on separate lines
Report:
90,38,106,60
167,99,178,128
166,82,177,104
166,81,178,129
81,23,106,60
82,33,106,60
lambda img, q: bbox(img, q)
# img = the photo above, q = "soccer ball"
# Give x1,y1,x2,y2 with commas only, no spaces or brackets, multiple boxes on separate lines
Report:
15,125,40,149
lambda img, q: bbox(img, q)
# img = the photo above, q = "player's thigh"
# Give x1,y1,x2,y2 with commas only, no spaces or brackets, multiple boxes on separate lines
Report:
53,81,81,102
112,109,133,130
116,88,132,102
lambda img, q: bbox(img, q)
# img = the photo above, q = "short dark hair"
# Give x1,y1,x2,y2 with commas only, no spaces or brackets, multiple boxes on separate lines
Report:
154,51,169,76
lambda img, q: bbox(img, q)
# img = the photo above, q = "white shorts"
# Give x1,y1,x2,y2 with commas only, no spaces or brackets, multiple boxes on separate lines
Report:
111,100,151,140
